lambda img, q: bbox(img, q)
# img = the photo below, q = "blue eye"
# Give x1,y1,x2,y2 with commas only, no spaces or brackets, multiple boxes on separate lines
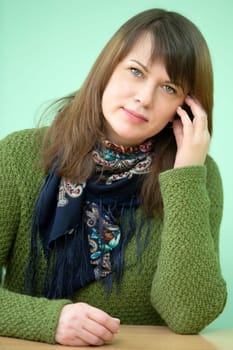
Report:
163,85,176,94
131,68,142,77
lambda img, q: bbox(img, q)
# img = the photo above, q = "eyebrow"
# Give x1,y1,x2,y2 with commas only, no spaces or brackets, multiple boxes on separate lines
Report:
129,59,185,92
130,59,149,73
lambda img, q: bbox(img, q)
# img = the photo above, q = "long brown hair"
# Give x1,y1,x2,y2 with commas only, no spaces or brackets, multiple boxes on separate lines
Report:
41,8,213,216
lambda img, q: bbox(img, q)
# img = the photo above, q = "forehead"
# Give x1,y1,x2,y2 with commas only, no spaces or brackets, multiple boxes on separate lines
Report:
123,33,154,62
122,33,170,77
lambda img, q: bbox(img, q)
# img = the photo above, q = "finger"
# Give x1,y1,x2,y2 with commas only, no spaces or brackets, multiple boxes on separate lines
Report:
84,318,115,343
185,94,202,111
176,106,193,129
87,306,120,333
78,327,105,346
185,95,208,128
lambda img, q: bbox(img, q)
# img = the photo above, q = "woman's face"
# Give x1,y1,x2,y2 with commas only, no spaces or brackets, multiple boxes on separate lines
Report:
102,34,187,146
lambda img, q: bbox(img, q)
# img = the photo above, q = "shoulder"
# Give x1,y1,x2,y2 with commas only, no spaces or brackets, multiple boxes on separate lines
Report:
0,127,47,161
0,127,46,151
159,154,223,197
0,128,47,180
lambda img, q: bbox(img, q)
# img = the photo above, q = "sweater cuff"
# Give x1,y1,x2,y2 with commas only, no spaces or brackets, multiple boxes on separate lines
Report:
1,287,72,344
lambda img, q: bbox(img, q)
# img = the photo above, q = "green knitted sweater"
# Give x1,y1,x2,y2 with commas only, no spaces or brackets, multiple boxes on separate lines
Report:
0,129,227,344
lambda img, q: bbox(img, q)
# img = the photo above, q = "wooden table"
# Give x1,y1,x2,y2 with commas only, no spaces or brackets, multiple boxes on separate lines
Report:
0,325,232,350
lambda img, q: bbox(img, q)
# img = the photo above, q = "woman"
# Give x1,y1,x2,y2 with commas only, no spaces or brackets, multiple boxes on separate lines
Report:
0,8,227,346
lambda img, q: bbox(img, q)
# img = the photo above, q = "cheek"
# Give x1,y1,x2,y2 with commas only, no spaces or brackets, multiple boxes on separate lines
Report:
103,71,132,100
102,80,117,108
102,80,128,114
159,95,185,120
152,103,177,124
101,86,112,115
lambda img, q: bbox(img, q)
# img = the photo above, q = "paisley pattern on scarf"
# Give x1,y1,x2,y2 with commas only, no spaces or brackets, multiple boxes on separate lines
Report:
58,179,86,206
26,139,152,298
93,141,152,184
93,140,152,176
58,140,152,281
85,202,121,280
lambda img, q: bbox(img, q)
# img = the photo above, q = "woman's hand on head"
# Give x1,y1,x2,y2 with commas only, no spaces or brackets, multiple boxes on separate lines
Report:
55,302,120,346
173,95,210,168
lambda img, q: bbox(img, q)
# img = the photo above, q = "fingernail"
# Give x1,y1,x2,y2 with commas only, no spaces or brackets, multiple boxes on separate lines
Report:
113,317,121,323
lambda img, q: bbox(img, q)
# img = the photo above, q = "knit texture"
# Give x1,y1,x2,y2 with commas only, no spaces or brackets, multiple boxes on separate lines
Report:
0,129,227,343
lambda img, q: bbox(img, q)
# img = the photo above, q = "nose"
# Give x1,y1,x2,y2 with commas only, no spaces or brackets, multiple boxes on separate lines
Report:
134,84,154,107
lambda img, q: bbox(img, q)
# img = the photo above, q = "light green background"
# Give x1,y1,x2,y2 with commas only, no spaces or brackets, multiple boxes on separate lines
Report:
1,0,232,330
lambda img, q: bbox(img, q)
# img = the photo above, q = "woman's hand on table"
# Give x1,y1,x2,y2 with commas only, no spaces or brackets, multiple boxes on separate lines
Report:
55,302,120,346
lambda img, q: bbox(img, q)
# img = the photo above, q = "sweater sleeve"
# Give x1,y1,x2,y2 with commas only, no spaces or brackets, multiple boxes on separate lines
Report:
0,130,71,344
150,157,227,334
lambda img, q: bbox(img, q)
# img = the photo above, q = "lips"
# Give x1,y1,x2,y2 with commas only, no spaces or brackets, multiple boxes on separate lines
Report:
122,107,148,122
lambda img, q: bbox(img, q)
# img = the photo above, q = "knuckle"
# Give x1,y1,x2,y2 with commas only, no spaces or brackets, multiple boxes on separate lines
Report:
100,314,109,324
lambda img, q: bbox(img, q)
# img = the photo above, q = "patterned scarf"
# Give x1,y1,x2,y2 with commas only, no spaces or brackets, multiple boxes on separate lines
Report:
25,140,152,299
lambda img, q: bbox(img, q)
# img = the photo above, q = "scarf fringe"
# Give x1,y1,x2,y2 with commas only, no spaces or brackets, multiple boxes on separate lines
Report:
25,139,153,299
25,201,151,299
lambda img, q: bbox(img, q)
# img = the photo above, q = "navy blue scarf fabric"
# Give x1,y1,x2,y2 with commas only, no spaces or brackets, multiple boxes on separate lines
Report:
25,140,152,299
